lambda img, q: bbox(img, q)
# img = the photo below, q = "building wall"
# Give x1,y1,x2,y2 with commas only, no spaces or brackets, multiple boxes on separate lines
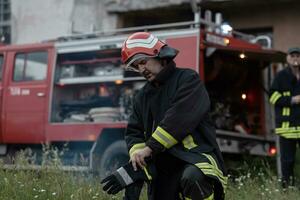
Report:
11,0,117,44
10,0,300,52
223,2,300,52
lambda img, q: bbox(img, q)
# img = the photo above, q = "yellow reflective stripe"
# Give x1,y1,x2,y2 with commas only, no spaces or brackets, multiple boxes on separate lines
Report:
204,193,214,200
195,163,227,188
200,155,227,187
275,124,300,138
143,166,152,180
182,135,197,150
200,168,227,188
276,127,297,134
184,197,192,200
280,131,300,137
282,107,291,116
282,108,287,116
152,126,178,148
129,143,146,157
283,91,291,96
282,122,289,128
287,108,290,116
270,91,282,104
281,133,300,139
203,154,218,172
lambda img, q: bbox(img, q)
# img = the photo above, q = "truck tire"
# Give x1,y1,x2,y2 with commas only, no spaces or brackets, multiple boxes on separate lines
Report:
99,140,129,178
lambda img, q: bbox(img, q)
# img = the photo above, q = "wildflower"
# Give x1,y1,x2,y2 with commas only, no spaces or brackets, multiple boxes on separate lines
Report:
247,173,251,178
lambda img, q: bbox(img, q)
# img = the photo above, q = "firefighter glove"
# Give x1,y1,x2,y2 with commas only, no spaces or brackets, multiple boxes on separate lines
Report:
101,161,155,195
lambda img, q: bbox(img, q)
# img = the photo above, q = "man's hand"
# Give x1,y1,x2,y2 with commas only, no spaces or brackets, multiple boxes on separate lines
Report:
291,95,300,104
130,146,152,171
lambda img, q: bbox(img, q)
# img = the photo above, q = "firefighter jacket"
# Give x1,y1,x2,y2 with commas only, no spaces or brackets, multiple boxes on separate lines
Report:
125,61,227,198
269,66,300,138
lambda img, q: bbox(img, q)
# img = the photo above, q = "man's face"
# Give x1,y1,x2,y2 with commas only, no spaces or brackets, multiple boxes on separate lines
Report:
132,57,164,81
287,52,300,67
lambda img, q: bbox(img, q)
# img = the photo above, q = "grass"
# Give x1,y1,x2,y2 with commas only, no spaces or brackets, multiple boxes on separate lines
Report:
0,148,299,199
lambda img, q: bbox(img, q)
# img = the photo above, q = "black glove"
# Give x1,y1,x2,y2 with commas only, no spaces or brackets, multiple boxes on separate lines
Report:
101,161,155,195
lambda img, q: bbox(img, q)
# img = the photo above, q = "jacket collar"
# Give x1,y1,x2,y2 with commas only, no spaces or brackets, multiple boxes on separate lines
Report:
151,61,176,86
143,61,176,93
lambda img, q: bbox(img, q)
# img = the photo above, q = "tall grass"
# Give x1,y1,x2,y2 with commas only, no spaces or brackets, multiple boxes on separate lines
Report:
0,148,299,200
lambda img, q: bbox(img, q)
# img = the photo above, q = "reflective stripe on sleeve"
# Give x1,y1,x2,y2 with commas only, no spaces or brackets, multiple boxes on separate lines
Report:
182,135,197,150
152,126,178,148
269,91,282,104
129,143,146,157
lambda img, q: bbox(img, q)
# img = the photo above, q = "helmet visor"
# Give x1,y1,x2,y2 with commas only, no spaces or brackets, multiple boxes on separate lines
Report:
125,54,156,72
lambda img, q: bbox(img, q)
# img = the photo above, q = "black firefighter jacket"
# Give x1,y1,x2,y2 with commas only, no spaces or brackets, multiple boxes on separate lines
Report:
269,66,300,138
125,62,227,198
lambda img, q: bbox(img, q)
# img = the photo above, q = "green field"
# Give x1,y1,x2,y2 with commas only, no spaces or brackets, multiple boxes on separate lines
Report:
0,149,299,200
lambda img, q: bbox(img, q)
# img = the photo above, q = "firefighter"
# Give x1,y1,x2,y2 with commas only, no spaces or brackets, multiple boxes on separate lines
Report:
269,47,300,188
121,32,227,200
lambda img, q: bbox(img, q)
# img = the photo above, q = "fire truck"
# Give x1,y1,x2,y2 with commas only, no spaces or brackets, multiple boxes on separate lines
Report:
0,14,285,176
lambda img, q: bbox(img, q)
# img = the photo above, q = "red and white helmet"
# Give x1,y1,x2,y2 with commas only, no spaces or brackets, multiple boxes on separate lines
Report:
121,32,166,71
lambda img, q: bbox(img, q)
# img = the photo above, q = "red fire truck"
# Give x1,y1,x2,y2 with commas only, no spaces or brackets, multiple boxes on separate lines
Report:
0,17,285,176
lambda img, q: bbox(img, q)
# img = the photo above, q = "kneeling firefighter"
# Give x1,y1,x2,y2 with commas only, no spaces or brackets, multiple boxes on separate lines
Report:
101,32,227,200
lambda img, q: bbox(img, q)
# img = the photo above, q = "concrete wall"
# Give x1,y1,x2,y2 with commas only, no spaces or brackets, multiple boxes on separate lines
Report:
223,2,300,52
11,0,117,44
10,0,300,52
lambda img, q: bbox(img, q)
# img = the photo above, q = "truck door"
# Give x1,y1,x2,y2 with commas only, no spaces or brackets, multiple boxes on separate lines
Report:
3,49,50,143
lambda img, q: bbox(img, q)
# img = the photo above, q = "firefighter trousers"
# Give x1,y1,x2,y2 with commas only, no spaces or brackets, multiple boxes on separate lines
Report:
124,152,214,200
279,136,300,187
149,152,214,200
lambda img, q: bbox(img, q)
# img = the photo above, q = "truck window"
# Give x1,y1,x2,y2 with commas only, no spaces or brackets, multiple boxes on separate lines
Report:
13,51,48,82
51,49,145,123
0,55,3,81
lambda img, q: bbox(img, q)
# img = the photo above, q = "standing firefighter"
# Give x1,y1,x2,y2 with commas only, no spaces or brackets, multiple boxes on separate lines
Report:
101,32,227,200
269,47,300,188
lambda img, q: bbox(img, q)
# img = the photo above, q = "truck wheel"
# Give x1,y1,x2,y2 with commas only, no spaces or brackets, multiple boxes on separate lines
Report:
99,140,129,179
